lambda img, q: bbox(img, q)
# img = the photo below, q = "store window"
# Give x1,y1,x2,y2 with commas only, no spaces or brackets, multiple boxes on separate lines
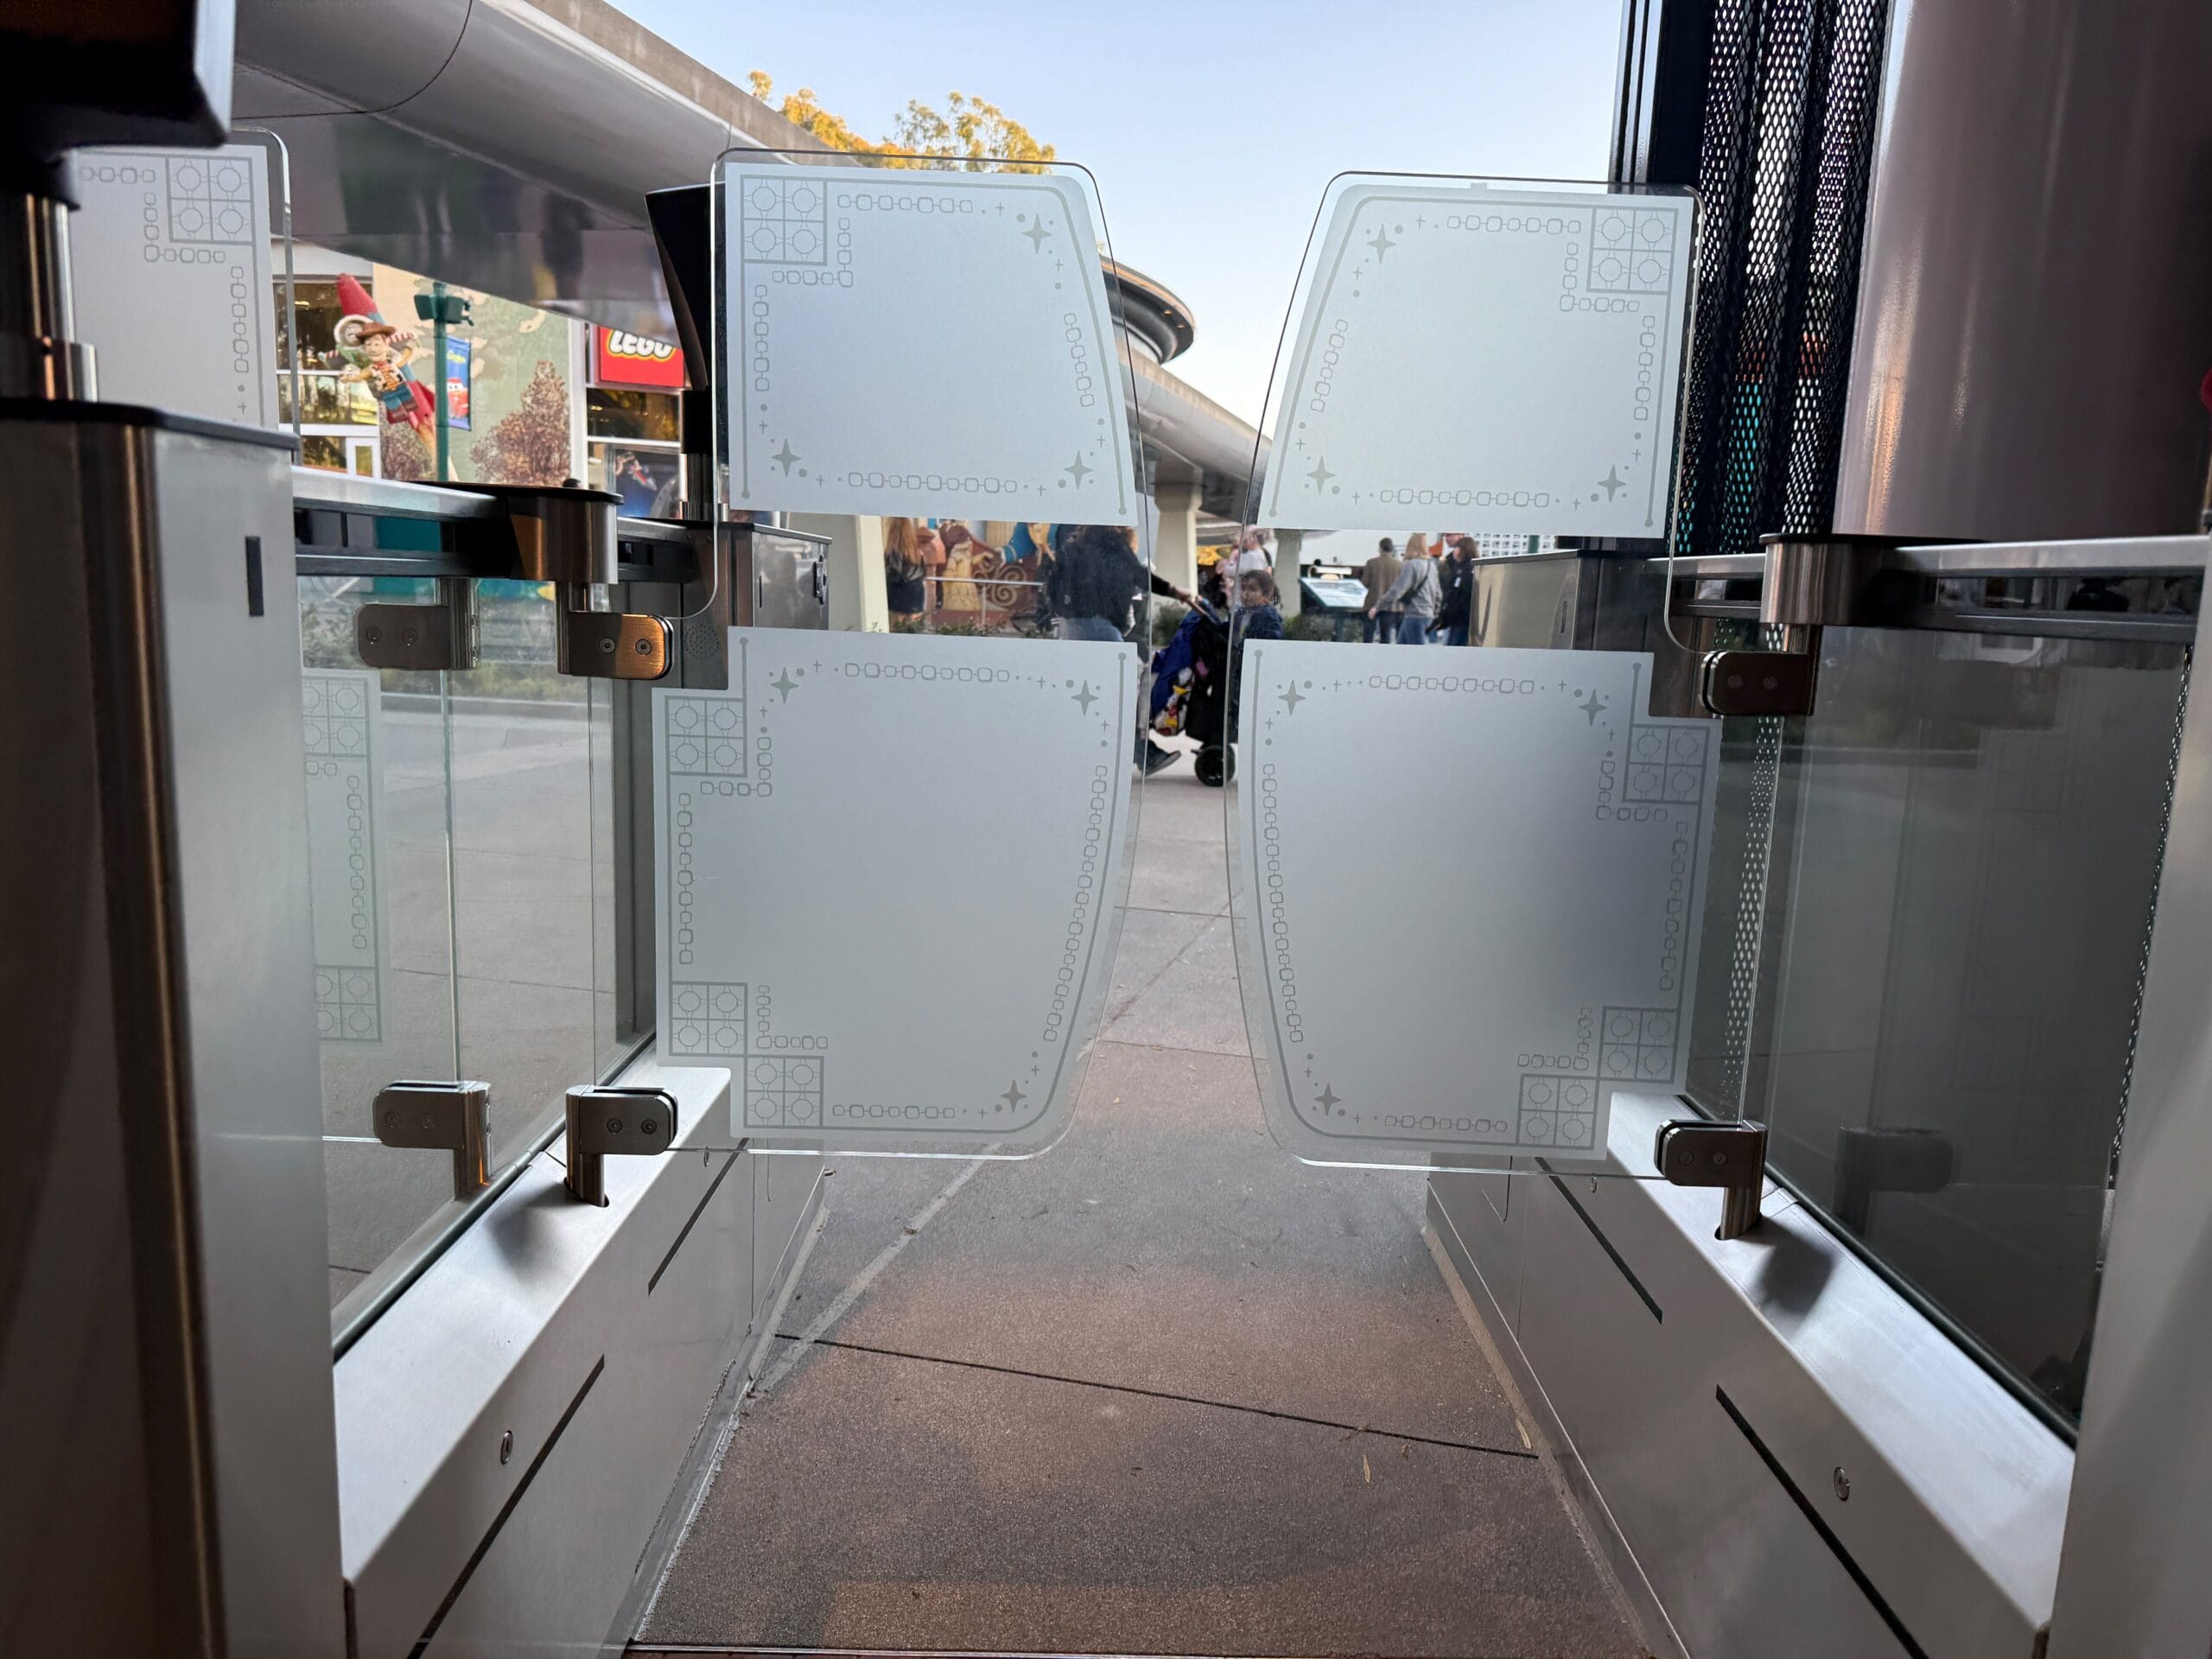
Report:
277,276,388,473
585,325,685,513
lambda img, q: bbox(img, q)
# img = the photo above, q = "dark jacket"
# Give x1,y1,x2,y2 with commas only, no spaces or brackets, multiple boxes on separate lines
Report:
1435,554,1475,629
1045,525,1148,630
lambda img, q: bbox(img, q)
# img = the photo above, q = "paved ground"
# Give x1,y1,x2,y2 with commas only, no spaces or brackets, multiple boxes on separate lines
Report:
639,760,1645,1658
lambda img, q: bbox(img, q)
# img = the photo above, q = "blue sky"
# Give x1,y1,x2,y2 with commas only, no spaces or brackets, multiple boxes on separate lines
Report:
612,0,1623,424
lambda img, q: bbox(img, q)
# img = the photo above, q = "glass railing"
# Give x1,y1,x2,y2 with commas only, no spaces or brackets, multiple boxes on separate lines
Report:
1726,624,2186,1425
1455,547,2195,1429
304,574,632,1342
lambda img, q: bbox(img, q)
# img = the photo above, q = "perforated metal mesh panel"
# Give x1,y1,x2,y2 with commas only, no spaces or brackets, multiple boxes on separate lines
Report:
1674,0,1891,556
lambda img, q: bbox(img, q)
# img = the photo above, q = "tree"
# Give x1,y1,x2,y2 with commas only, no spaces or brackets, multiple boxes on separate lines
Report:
470,361,572,485
747,73,1053,173
381,420,432,483
892,92,1055,173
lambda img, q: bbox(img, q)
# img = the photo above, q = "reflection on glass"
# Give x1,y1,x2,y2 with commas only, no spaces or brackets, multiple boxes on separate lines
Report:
277,371,379,428
1738,628,2183,1423
301,576,460,1312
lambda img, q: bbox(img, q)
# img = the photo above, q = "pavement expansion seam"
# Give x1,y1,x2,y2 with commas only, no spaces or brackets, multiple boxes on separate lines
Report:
772,1332,1539,1462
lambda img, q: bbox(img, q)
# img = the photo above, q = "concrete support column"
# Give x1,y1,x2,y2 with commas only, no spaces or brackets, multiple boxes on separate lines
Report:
1152,478,1201,595
1274,529,1306,616
790,513,887,632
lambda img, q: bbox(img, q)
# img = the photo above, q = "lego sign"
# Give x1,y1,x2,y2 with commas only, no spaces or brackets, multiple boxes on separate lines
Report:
594,327,684,390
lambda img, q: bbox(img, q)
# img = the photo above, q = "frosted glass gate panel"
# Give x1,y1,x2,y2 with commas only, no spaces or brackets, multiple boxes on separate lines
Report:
716,157,1135,527
655,630,1135,1155
1228,175,1713,1173
670,151,1154,1155
1232,645,1717,1167
1259,178,1693,537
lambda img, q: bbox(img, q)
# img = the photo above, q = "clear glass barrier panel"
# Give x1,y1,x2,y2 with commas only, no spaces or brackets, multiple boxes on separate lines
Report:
1732,627,2185,1424
312,577,623,1324
1228,173,1719,1175
301,577,461,1309
452,582,621,1166
658,150,1157,1158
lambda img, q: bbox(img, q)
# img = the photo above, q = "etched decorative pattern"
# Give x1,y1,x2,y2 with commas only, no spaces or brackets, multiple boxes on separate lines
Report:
303,671,379,1042
1517,1075,1599,1149
302,674,371,760
664,693,750,780
1587,205,1677,296
315,966,378,1042
165,156,254,245
668,981,747,1056
1599,1007,1680,1084
740,177,829,265
745,1055,825,1126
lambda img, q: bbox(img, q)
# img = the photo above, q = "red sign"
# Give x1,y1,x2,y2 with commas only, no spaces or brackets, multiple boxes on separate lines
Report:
594,327,684,390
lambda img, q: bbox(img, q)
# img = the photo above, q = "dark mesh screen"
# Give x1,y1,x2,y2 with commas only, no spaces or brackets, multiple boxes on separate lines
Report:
1674,0,1891,556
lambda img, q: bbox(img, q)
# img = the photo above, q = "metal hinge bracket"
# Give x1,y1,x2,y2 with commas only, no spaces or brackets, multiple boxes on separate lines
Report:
557,607,673,680
372,1079,492,1199
563,1085,679,1205
1654,1117,1768,1240
355,577,480,671
1700,649,1816,717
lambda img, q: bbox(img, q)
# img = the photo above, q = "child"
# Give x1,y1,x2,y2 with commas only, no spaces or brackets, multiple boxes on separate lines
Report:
1233,568,1284,645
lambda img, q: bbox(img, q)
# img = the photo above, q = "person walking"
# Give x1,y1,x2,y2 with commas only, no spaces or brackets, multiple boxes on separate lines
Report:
1361,536,1402,645
1433,535,1478,646
1376,533,1440,645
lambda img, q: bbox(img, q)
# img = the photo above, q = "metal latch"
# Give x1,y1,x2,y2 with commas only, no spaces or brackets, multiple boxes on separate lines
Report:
372,1080,492,1199
1654,1118,1768,1240
356,578,479,671
563,1085,679,1205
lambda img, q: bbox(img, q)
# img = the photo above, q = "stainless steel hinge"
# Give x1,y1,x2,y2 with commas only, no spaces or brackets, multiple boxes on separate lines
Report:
1654,1118,1768,1240
1700,649,1816,716
557,607,673,680
563,1084,679,1205
355,578,479,671
372,1079,492,1199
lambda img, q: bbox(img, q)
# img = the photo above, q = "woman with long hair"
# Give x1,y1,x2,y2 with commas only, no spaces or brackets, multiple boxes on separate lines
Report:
883,517,929,627
1376,531,1442,645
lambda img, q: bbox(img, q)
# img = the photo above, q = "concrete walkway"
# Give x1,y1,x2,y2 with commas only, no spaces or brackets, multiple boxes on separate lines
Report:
641,765,1645,1657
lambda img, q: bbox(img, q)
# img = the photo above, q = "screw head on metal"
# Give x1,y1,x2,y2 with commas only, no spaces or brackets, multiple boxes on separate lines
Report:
420,1113,435,1133
633,637,652,655
402,626,419,646
384,1109,400,1131
607,1117,623,1135
1832,1465,1851,1501
365,626,383,645
641,1118,658,1136
499,1429,513,1465
599,636,615,654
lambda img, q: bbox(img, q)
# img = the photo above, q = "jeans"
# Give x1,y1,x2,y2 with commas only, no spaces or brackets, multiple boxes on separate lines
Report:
1440,622,1470,647
1056,615,1126,643
1397,613,1437,645
1374,609,1402,643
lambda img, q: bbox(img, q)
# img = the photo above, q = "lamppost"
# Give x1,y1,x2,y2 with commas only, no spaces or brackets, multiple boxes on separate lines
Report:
415,282,473,480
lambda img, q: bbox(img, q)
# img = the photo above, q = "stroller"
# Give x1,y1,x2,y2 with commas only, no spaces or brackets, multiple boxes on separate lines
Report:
1150,599,1239,786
